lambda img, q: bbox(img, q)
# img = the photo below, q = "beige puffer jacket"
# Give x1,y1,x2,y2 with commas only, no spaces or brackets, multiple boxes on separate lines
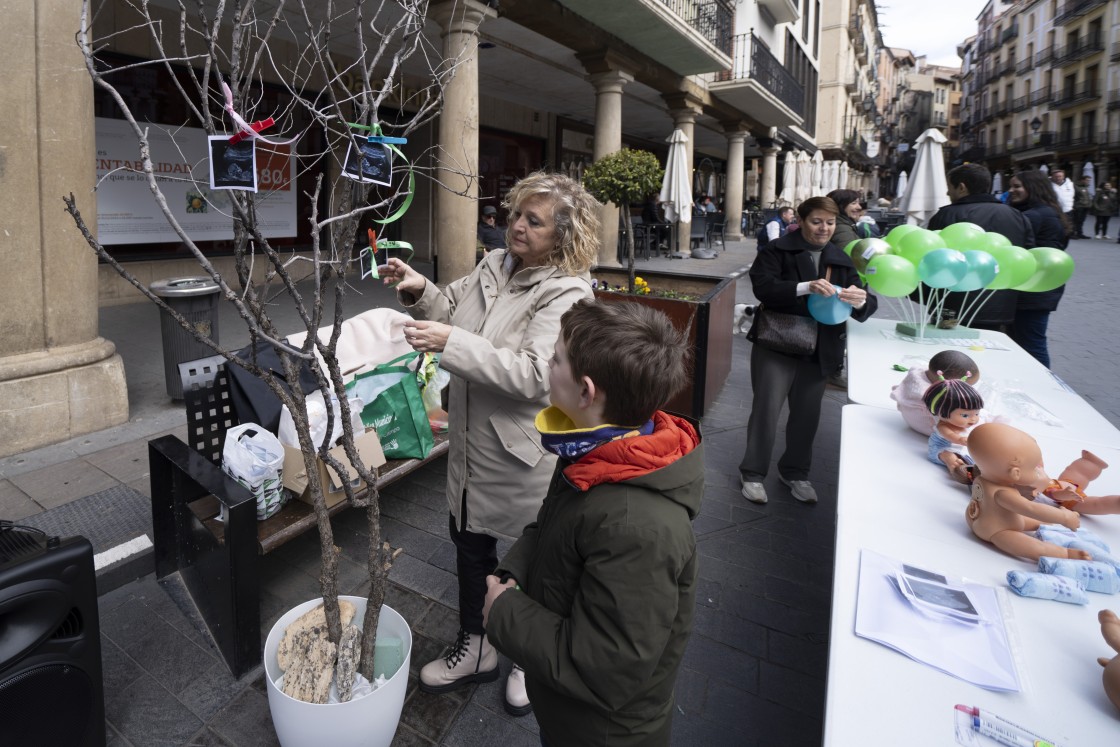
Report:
401,250,593,539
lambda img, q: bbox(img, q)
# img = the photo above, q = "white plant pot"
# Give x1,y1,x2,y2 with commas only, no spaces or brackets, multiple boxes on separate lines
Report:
264,596,412,747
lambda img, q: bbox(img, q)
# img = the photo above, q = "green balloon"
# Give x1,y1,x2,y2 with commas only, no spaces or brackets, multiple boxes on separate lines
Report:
986,246,1036,289
884,224,919,249
844,239,859,256
1015,247,1075,293
850,237,892,273
864,254,919,297
985,232,1012,249
897,229,946,266
939,222,986,251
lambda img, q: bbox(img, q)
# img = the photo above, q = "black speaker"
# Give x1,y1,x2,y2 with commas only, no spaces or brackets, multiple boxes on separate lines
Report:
0,523,105,747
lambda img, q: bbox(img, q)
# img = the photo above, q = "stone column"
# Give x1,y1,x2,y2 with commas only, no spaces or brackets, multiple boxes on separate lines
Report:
580,56,633,268
430,0,496,284
760,142,781,208
0,0,128,456
664,95,704,254
722,127,748,241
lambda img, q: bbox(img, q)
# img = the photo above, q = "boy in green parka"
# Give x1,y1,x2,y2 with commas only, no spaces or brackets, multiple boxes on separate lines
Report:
482,299,704,746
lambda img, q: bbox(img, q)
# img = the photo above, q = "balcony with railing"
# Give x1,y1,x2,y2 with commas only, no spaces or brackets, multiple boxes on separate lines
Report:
1112,42,1120,62
555,0,733,75
1052,79,1102,108
1054,0,1109,24
1108,90,1120,111
1011,95,1030,113
850,14,867,61
757,0,799,25
1034,45,1055,67
1054,126,1099,148
711,32,805,127
1029,87,1052,106
1055,33,1104,65
1001,23,1019,44
1008,131,1057,152
1016,56,1033,74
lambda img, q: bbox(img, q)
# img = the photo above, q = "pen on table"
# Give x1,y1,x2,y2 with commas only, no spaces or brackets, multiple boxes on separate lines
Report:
954,705,1058,747
891,363,907,372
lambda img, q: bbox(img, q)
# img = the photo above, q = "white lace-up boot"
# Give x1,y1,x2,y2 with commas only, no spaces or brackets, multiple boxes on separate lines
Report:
419,628,499,693
504,664,533,716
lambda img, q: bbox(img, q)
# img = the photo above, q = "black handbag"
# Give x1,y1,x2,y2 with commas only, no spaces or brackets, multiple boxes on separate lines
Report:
747,267,830,356
748,306,818,355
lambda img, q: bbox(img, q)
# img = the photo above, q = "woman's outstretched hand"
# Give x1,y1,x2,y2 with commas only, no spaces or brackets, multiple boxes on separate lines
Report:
380,257,426,295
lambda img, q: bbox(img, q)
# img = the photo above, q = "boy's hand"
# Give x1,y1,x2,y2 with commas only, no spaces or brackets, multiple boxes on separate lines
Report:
482,574,518,628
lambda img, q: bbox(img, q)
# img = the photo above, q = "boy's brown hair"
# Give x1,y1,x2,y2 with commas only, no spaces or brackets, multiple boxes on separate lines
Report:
559,299,689,426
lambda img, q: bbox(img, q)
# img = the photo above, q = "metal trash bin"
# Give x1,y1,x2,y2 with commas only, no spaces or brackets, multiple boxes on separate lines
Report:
150,277,221,399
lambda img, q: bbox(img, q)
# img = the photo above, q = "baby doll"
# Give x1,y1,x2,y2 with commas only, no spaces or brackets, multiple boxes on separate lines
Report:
891,350,980,436
1099,609,1120,712
922,375,983,485
1040,450,1120,515
965,422,1091,562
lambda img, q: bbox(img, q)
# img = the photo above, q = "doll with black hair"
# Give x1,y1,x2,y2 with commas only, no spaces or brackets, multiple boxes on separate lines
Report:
922,373,984,484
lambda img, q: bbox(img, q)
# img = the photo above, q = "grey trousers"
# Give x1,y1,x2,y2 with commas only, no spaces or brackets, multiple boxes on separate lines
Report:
739,343,827,481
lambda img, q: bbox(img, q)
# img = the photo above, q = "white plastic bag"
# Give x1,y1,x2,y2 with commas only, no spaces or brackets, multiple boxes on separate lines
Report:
223,423,287,520
277,391,364,450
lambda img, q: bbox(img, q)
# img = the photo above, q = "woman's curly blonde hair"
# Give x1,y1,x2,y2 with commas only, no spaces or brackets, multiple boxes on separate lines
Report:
503,171,601,274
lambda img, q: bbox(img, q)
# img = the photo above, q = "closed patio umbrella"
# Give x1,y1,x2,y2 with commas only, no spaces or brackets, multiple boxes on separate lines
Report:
779,150,797,206
1083,161,1095,196
896,170,909,202
658,129,693,225
811,150,824,197
992,171,1003,195
898,128,950,226
795,150,812,204
838,162,849,189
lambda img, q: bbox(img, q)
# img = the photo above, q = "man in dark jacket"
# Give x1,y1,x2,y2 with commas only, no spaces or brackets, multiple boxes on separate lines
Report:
925,163,1035,329
484,300,702,747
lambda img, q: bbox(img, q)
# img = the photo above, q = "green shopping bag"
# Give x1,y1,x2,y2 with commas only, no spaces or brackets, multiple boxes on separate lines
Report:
345,352,434,460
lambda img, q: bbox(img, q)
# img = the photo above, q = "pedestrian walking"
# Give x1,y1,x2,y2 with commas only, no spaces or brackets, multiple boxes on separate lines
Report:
1091,182,1118,239
1072,175,1092,239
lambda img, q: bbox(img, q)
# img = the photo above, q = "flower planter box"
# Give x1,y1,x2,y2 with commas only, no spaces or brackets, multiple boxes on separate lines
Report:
592,269,736,419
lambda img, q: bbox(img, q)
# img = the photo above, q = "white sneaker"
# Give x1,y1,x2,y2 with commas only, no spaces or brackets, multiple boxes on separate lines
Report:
779,476,819,504
419,628,499,693
504,664,533,716
740,478,768,504
1095,234,1103,240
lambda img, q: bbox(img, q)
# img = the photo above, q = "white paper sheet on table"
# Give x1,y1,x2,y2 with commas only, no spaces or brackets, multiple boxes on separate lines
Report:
855,549,1021,692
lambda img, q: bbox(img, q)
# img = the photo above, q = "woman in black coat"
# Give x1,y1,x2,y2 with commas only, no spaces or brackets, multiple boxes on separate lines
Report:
741,197,878,505
1007,169,1071,368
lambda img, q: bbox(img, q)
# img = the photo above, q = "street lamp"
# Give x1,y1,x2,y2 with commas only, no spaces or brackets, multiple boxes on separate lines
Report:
1030,116,1042,133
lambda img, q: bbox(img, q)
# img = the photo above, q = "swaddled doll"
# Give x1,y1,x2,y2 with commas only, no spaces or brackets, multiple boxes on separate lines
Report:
922,375,983,485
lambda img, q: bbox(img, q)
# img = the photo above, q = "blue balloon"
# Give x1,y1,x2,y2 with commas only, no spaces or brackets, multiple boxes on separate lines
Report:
950,250,1000,292
918,248,969,289
807,286,853,325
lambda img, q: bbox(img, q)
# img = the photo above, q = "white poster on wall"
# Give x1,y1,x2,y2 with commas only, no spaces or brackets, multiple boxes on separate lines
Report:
94,118,297,245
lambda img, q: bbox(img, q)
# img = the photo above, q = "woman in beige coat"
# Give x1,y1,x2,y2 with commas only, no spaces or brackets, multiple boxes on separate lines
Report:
380,171,598,714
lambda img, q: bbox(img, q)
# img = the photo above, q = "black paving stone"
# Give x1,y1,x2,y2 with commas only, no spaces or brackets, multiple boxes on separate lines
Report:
105,674,204,747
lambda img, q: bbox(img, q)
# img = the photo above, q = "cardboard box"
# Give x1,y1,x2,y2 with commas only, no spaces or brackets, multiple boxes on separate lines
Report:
283,428,386,508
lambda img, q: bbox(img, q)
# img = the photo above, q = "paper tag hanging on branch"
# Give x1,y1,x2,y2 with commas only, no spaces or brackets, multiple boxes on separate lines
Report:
342,140,394,186
344,123,416,225
359,229,415,282
208,136,258,192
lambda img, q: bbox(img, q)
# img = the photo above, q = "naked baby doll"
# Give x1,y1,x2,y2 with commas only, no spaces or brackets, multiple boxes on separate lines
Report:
922,376,983,485
1041,450,1120,515
965,422,1091,562
891,349,980,436
1100,609,1120,712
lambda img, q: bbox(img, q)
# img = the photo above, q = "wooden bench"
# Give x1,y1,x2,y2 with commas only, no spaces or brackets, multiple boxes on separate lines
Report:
149,355,448,676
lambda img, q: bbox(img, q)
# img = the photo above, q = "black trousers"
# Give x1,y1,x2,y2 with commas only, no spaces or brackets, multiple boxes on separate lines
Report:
449,511,498,634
